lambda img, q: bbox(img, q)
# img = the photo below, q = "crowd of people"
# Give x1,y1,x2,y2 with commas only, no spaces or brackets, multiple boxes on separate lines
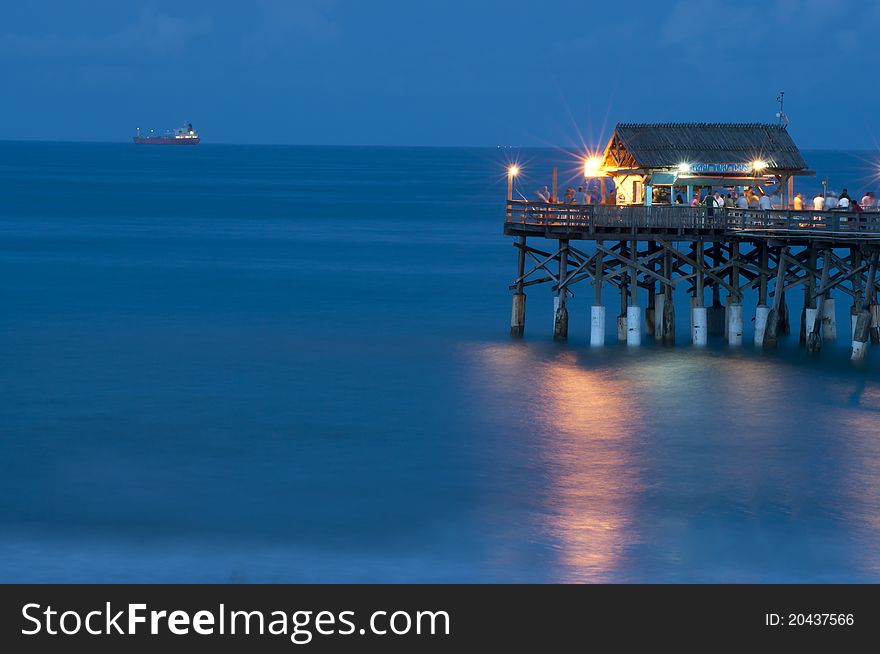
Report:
535,183,877,212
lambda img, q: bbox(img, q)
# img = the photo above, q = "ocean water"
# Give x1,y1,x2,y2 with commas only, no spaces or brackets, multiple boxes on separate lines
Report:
1,142,880,583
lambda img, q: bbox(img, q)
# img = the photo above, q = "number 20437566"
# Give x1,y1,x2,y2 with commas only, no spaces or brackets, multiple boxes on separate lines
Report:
765,614,854,627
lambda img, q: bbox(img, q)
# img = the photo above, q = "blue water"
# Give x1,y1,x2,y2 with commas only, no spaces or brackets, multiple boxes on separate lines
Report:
2,142,880,582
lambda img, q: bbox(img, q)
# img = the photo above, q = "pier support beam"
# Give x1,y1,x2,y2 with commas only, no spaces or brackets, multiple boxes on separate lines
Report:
692,307,708,346
617,242,628,342
871,305,880,345
800,247,817,347
591,242,605,347
821,298,837,341
850,248,863,342
591,306,606,347
661,249,675,345
727,241,742,347
645,242,657,338
627,306,642,346
626,239,641,346
727,304,743,346
707,242,725,337
754,242,770,347
654,292,665,340
510,235,527,337
510,294,526,337
553,240,569,341
764,247,789,349
807,250,830,353
852,252,877,361
755,306,770,347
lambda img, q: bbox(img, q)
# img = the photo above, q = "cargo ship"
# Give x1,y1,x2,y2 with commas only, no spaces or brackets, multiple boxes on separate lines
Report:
133,123,200,144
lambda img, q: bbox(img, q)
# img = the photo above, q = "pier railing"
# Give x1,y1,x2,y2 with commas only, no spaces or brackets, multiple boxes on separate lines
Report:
505,200,880,236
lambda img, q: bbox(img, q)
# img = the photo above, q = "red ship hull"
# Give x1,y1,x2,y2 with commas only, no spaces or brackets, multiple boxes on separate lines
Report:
133,137,200,145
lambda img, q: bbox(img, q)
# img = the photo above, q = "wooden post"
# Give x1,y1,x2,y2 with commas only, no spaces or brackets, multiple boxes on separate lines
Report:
618,241,628,341
510,235,527,337
695,241,704,308
552,167,558,203
807,248,829,353
851,248,863,339
553,240,569,340
626,239,642,345
764,246,789,348
801,246,817,346
708,242,725,337
646,242,656,337
590,241,605,346
727,240,743,345
662,246,675,345
758,242,769,306
852,251,877,360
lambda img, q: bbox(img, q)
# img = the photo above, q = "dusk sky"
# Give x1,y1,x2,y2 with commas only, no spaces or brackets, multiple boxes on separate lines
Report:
3,0,878,148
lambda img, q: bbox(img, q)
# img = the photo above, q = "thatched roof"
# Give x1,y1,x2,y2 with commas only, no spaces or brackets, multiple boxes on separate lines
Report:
605,123,808,171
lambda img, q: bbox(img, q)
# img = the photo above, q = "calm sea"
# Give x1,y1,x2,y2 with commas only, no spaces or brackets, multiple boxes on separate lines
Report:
1,142,879,582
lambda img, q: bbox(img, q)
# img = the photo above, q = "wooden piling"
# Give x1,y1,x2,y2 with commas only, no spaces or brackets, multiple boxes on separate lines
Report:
510,235,527,337
806,249,829,353
553,239,569,341
764,246,789,348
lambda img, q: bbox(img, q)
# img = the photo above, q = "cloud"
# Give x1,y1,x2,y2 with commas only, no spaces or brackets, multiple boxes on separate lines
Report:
241,0,339,59
660,0,874,60
0,7,211,60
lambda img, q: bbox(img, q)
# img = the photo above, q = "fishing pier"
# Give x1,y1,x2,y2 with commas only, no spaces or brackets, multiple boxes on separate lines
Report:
505,123,880,360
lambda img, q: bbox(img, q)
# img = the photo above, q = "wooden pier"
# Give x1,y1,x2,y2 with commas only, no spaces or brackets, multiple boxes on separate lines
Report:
505,121,880,360
505,202,880,360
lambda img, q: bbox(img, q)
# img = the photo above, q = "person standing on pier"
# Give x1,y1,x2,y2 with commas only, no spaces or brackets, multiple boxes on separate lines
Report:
748,192,761,209
536,186,550,203
813,191,825,210
793,192,804,210
736,192,749,208
826,192,838,210
759,192,772,210
575,186,587,205
861,191,875,209
838,189,851,209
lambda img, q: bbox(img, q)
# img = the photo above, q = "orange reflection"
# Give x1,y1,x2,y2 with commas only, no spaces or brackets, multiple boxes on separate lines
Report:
476,343,644,581
531,351,644,581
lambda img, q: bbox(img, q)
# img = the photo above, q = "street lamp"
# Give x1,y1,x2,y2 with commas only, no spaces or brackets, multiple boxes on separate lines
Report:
507,165,519,202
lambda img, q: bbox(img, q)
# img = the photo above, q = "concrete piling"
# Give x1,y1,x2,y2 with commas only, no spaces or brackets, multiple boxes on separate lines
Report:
692,306,708,346
627,306,642,346
590,306,606,347
727,303,743,346
852,311,871,361
821,298,837,340
754,305,770,347
510,293,526,337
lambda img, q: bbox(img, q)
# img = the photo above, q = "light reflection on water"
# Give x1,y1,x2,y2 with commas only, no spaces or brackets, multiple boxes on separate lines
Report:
472,342,880,582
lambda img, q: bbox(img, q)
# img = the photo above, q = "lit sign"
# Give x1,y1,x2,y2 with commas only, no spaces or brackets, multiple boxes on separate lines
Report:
689,163,754,174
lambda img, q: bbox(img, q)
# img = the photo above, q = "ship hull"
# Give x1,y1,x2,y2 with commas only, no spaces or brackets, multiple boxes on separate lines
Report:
133,137,200,145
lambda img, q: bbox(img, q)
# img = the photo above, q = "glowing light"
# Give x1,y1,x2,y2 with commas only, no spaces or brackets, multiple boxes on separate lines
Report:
508,165,520,177
752,160,768,171
677,162,690,173
584,156,602,177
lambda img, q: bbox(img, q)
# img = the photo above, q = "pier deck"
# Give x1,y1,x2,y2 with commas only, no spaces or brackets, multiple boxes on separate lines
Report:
505,201,880,244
